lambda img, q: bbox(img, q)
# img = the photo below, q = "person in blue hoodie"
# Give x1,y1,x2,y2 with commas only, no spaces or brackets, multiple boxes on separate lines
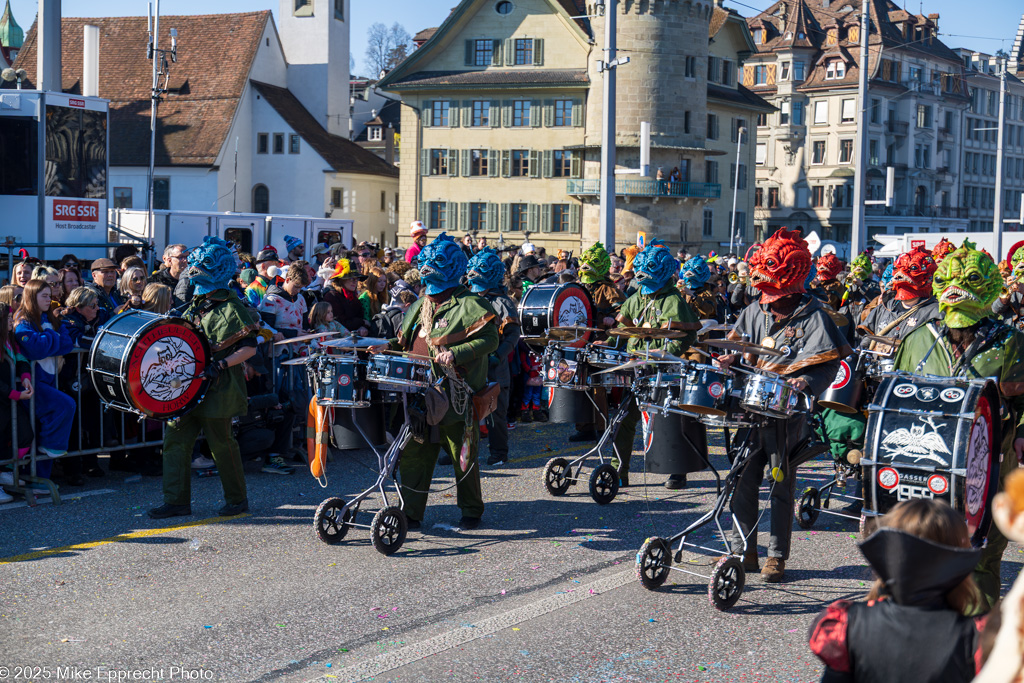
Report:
13,279,76,479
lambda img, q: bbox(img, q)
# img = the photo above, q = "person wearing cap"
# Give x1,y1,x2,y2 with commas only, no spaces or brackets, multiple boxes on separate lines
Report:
312,243,331,266
512,254,550,302
382,247,396,266
283,235,304,263
244,248,281,308
323,259,370,335
405,222,428,264
88,257,122,316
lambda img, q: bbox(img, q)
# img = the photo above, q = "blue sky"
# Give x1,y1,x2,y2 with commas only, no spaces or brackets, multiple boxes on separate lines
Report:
8,0,1024,76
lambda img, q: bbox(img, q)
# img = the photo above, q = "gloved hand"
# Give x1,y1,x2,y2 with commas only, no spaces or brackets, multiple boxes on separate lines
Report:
204,360,227,380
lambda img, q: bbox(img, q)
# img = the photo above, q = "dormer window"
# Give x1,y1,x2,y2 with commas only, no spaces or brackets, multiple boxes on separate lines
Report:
368,126,382,141
752,28,764,44
826,60,846,79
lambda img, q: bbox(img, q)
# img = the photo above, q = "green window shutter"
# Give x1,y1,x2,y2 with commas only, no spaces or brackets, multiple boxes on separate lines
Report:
531,100,542,128
465,40,473,66
502,100,512,127
533,38,544,66
544,99,554,127
462,149,472,177
542,150,553,178
461,203,470,231
501,150,511,177
505,39,514,65
490,99,501,128
572,100,583,127
570,151,582,179
423,103,433,127
420,201,428,228
420,149,430,176
449,201,459,231
501,203,510,231
492,39,503,66
489,149,500,177
541,204,552,233
570,203,581,234
488,203,499,232
448,149,459,177
529,150,541,178
449,101,460,128
528,204,539,233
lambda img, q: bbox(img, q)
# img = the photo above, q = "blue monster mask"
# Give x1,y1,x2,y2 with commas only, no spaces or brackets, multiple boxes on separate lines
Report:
417,232,467,295
632,242,677,295
187,236,237,296
880,262,894,291
466,247,506,294
680,255,711,290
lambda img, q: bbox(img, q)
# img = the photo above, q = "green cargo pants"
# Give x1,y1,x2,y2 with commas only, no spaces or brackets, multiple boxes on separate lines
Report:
399,421,484,522
162,414,247,507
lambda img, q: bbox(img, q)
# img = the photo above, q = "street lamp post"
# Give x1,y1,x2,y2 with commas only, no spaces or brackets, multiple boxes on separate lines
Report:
851,0,870,256
146,1,177,242
729,127,746,256
994,57,1008,259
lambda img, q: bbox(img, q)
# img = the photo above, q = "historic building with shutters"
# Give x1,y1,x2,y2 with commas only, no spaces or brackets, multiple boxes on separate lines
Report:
744,0,970,257
379,0,771,255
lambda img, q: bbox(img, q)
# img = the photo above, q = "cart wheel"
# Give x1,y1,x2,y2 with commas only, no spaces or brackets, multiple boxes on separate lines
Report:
543,457,572,496
795,487,821,529
859,513,878,539
314,497,353,545
636,537,671,590
708,556,745,611
589,464,620,505
370,506,408,555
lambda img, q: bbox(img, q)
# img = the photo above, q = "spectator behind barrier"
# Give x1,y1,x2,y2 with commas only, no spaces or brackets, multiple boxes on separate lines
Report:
117,266,148,312
308,302,349,352
359,267,387,320
57,267,82,306
0,300,35,501
142,283,173,314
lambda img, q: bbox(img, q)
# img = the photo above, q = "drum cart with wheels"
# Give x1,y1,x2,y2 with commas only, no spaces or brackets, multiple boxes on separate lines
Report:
794,407,863,530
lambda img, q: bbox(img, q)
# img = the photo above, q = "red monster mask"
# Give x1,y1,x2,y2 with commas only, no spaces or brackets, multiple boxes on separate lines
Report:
891,246,937,301
816,253,843,282
932,238,955,263
749,228,812,304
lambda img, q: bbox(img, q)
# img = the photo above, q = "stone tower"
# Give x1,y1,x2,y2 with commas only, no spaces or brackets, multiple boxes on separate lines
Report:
581,0,715,252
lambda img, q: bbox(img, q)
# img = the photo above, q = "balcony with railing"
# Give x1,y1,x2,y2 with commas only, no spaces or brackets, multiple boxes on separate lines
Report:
566,179,722,200
886,118,909,136
865,204,968,219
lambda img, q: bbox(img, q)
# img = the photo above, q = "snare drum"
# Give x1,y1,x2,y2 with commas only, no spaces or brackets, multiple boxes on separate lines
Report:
585,345,632,368
818,355,866,414
311,356,371,408
677,363,731,416
739,373,800,418
89,310,210,419
365,354,432,391
519,283,594,347
542,343,589,391
635,373,689,416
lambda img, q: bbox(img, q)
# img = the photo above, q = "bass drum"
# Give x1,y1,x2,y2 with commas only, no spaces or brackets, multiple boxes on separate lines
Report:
640,410,708,475
89,310,210,419
862,375,1001,547
519,283,594,348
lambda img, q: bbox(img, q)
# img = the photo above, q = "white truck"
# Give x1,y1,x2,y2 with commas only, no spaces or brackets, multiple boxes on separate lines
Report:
873,232,1007,260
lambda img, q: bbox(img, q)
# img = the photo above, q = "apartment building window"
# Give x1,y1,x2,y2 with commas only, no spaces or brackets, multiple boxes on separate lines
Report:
334,0,344,20
331,188,342,209
780,61,791,80
792,102,804,125
756,143,767,166
514,38,534,65
153,178,170,210
685,55,696,78
470,202,488,232
257,133,268,154
757,112,768,127
703,208,714,237
705,160,719,184
509,203,528,232
472,101,491,127
869,139,880,166
430,149,450,175
754,65,768,85
551,204,571,232
752,28,764,44
707,114,719,140
474,39,494,66
812,140,826,165
768,187,779,208
708,56,721,83
728,163,747,189
793,61,805,81
814,101,828,125
511,149,530,176
294,0,312,15
684,111,691,133
721,60,734,86
754,187,763,207
811,186,825,207
944,110,955,132
554,99,573,127
431,101,450,127
839,139,854,164
470,149,489,176
429,201,448,230
917,104,933,129
553,150,572,177
368,126,383,141
870,98,881,124
825,60,846,79
781,101,790,125
289,134,300,154
513,100,532,127
841,99,856,123
273,133,284,154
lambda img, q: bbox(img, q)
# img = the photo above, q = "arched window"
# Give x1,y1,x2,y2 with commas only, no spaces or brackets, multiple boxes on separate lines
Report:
253,184,269,213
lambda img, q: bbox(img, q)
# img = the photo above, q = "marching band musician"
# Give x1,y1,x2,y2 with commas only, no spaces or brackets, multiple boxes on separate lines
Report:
610,242,700,488
149,236,260,520
858,246,941,342
466,248,521,467
570,242,625,443
373,233,499,531
892,244,1024,607
993,240,1024,330
809,253,846,312
718,228,851,583
679,255,724,323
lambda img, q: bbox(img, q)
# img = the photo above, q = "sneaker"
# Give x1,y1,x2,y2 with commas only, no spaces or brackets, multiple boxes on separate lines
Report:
148,503,192,519
218,499,249,516
761,557,785,583
0,471,22,487
507,422,516,431
0,489,12,504
532,409,548,423
191,456,216,470
38,447,67,458
261,456,294,475
568,430,598,443
486,454,508,466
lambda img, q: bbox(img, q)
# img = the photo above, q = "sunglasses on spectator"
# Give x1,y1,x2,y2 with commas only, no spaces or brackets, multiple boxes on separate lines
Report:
63,262,79,268
359,252,372,258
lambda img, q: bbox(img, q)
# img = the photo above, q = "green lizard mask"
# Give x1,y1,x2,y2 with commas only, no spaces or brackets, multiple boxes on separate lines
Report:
579,242,611,284
932,247,1002,328
850,253,872,282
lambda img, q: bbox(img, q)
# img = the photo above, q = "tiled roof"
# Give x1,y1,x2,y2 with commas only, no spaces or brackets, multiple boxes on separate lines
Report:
251,81,398,178
709,6,729,38
555,0,591,36
14,13,269,166
387,69,589,89
413,27,438,43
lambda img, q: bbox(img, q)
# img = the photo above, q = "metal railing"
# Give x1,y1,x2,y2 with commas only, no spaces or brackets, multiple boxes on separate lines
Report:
566,178,722,199
865,204,969,218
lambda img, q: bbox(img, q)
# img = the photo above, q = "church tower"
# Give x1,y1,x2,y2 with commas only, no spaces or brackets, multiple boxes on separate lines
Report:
277,0,350,137
0,0,24,70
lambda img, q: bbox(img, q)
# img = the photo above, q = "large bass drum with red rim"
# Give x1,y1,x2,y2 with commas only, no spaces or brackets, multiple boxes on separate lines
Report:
861,374,1001,546
518,282,594,348
89,310,211,419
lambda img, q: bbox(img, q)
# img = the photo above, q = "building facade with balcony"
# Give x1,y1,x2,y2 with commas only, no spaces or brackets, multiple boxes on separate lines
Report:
379,0,769,255
745,0,970,259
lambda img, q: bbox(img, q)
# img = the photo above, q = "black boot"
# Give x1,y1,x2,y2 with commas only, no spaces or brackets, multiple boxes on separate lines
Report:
665,474,687,490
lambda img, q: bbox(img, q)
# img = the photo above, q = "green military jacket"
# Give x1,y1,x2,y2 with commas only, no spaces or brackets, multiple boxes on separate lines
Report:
894,319,1024,447
392,286,500,425
614,283,699,356
185,289,261,419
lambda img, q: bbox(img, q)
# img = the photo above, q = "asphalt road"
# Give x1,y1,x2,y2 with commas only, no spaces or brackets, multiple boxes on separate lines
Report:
2,420,1020,683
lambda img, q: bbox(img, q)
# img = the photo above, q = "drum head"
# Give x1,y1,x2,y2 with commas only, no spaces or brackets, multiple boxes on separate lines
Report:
964,390,1000,545
520,284,594,348
128,318,210,419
